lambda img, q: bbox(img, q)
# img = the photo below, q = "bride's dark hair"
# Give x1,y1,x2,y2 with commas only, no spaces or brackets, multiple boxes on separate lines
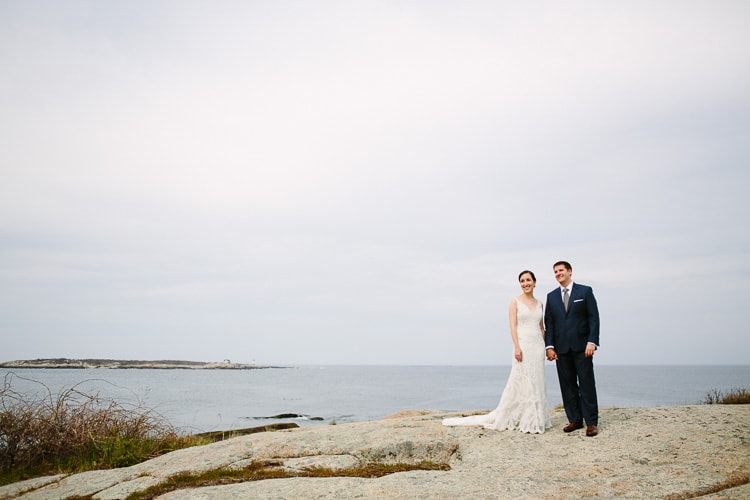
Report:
518,270,536,282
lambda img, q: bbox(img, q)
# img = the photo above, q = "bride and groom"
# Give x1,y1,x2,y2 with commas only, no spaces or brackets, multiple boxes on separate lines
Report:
443,261,600,436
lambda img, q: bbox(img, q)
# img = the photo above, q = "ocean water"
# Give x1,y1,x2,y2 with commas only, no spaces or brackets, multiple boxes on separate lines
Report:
1,365,747,433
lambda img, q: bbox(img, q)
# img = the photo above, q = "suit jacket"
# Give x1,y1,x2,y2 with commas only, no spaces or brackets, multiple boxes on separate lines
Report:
544,283,600,353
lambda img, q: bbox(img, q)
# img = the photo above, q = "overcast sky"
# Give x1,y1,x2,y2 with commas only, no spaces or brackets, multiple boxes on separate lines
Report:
1,1,748,366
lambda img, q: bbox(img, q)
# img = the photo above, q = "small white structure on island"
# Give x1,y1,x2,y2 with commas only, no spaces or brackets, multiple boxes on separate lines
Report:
223,359,231,364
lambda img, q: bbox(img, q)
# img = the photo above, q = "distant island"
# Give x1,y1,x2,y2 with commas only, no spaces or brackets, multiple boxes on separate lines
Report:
0,358,279,370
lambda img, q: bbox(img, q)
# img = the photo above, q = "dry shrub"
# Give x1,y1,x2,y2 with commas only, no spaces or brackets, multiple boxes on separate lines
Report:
702,388,750,405
0,372,190,485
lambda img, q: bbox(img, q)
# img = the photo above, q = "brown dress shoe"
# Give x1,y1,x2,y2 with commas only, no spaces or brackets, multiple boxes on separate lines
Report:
586,425,598,437
563,422,583,432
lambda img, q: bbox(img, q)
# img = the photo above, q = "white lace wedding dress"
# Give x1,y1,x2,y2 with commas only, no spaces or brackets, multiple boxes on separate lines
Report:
443,298,552,434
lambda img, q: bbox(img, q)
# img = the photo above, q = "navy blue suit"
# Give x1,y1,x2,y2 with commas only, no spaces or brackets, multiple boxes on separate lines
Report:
544,283,600,426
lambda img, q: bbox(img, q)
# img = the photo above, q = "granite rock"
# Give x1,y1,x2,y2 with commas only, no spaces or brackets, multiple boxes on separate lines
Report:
1,405,747,499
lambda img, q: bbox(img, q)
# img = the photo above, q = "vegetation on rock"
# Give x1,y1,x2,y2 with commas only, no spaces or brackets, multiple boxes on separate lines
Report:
0,373,209,486
702,388,750,405
126,460,451,500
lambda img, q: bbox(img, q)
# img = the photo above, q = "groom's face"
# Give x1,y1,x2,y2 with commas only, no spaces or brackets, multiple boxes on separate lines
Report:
554,265,572,286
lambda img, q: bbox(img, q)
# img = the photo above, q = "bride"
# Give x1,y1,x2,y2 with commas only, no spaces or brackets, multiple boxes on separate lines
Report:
443,270,552,434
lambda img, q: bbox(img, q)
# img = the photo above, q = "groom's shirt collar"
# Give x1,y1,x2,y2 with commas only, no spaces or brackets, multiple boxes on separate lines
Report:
560,282,574,296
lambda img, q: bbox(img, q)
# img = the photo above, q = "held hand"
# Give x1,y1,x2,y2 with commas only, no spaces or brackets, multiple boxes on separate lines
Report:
514,348,523,362
546,348,557,361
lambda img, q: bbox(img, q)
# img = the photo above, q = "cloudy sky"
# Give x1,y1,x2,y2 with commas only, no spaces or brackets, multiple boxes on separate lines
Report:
1,1,748,366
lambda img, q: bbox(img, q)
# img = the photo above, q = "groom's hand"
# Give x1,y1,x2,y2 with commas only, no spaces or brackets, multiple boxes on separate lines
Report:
585,343,597,358
546,348,557,361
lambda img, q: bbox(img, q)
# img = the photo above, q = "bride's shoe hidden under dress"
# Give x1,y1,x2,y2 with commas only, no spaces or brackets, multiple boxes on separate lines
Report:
443,298,552,434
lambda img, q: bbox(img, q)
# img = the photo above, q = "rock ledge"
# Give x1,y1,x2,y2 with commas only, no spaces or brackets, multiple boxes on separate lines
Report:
1,405,747,499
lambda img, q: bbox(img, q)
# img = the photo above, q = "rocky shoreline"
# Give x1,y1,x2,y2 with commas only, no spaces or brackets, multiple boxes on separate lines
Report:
1,405,748,499
0,358,278,370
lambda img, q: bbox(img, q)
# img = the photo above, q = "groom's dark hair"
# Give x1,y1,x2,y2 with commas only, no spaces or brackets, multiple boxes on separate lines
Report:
553,260,572,270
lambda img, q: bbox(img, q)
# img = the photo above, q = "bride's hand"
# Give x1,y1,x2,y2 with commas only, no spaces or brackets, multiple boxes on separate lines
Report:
514,348,523,362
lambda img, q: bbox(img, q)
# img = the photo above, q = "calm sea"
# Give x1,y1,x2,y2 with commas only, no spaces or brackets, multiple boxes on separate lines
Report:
1,365,747,434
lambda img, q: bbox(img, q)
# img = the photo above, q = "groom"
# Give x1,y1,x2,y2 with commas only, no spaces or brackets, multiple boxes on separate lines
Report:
544,261,601,437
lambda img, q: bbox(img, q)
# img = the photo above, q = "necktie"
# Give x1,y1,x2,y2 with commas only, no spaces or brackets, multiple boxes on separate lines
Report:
563,288,569,311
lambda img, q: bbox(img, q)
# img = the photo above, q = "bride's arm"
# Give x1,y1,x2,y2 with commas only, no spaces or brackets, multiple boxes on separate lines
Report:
509,298,522,362
539,305,545,340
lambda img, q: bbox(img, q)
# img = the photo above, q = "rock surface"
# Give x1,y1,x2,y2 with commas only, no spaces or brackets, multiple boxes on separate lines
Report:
1,405,747,499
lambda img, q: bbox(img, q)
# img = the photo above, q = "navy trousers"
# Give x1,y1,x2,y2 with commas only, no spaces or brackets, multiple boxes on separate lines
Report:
556,350,598,426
